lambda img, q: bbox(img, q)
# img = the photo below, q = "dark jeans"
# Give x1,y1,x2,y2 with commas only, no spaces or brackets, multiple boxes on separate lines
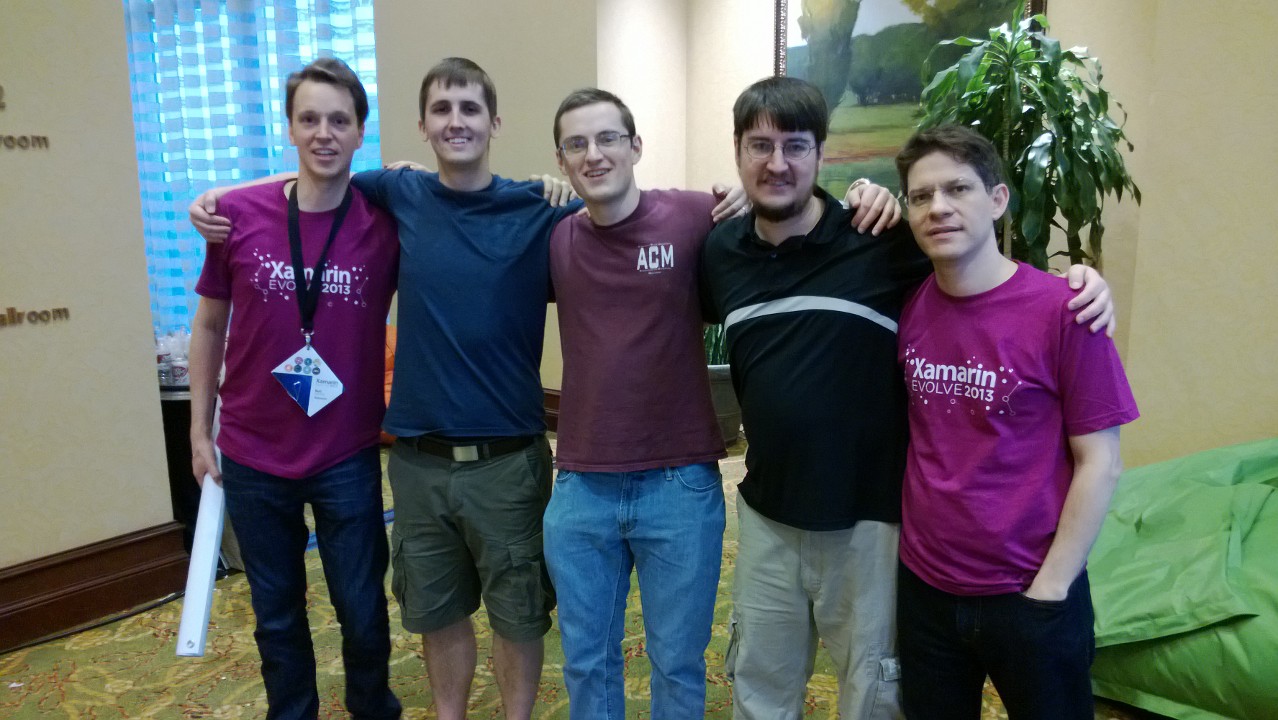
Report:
897,563,1095,720
222,448,400,720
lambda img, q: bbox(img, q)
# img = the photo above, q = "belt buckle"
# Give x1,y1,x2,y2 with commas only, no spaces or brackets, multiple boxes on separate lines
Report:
452,444,480,462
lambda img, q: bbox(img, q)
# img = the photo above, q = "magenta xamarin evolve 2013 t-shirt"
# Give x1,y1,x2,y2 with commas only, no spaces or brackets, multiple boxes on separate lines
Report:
898,262,1139,595
196,181,398,479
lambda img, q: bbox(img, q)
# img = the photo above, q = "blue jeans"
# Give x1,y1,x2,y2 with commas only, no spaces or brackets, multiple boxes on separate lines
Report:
221,448,400,720
897,563,1095,720
543,463,726,720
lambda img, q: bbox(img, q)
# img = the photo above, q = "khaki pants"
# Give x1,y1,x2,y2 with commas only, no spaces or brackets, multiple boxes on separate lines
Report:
728,499,903,720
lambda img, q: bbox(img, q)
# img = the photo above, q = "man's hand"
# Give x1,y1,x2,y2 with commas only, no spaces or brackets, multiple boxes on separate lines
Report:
1065,265,1116,336
188,172,298,243
711,184,750,223
533,174,577,207
189,189,232,243
384,159,431,172
191,434,221,487
1022,578,1070,603
845,179,901,235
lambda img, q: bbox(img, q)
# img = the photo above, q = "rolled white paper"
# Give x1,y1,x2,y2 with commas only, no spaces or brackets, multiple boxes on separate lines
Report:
175,473,225,657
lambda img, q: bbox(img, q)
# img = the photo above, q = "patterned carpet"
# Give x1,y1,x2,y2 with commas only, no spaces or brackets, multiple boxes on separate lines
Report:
1,446,1163,718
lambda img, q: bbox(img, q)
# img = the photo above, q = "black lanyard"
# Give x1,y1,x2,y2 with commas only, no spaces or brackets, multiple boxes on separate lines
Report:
288,182,353,343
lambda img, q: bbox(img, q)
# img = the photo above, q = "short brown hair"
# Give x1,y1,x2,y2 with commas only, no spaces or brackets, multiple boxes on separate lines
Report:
552,88,637,148
285,57,369,126
733,76,829,146
418,57,497,120
895,124,1004,194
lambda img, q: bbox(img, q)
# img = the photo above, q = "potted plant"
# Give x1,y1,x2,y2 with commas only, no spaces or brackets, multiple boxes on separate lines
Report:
917,8,1140,269
704,324,741,446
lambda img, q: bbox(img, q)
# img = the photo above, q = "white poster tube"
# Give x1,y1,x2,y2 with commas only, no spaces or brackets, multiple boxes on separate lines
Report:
175,473,225,657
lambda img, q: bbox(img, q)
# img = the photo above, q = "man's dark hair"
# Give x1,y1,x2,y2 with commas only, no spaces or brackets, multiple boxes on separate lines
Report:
732,76,829,145
419,57,497,120
552,88,637,148
895,124,1005,193
285,57,369,126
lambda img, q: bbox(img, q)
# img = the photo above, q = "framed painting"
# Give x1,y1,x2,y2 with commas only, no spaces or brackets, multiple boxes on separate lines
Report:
775,0,1048,196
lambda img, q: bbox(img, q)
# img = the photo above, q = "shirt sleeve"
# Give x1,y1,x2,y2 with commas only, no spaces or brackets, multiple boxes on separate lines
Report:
193,192,241,300
551,198,585,224
193,241,230,300
350,169,393,209
888,224,934,289
698,228,725,324
1057,301,1140,436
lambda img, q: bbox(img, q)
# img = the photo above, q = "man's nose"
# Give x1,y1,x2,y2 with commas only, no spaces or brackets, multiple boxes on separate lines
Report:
765,145,788,172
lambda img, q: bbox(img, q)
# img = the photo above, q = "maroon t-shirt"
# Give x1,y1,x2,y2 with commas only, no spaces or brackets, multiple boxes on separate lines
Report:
549,189,725,472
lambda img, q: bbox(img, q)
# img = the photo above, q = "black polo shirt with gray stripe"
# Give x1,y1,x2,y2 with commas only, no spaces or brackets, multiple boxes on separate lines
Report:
700,186,931,531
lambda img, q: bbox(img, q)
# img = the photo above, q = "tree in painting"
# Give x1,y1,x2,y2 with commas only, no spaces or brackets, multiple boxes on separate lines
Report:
795,0,862,109
788,0,1021,193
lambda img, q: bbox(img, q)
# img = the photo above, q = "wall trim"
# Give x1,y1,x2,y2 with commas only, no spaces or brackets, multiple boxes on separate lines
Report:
0,523,188,653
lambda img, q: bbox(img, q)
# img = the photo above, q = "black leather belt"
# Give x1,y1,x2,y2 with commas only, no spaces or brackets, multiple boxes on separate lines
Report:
400,434,536,462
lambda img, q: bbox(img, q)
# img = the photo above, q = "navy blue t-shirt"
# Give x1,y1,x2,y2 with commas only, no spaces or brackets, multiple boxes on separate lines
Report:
351,169,580,438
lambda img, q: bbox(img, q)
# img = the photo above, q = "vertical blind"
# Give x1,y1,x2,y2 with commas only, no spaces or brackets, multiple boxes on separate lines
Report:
123,0,380,333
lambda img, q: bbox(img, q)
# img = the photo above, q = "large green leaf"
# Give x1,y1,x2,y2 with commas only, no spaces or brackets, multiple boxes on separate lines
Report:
915,5,1140,270
1023,132,1054,201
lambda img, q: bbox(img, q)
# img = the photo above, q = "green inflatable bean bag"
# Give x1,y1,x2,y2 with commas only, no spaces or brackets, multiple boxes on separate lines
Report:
1088,437,1278,719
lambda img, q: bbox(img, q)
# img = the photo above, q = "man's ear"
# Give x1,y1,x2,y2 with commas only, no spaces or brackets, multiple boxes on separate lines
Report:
631,135,643,164
490,115,502,139
991,183,1010,220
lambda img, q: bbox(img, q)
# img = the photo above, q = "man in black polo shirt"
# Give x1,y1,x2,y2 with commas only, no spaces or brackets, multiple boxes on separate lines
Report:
699,76,1114,720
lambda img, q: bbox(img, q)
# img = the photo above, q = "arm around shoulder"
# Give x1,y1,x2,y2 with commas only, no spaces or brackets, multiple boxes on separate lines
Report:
1064,264,1116,336
189,172,298,243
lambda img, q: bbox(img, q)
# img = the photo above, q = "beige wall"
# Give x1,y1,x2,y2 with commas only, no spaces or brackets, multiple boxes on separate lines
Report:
1041,1,1155,355
595,0,775,192
0,1,172,567
1052,0,1278,465
373,1,598,390
685,0,776,192
597,0,689,190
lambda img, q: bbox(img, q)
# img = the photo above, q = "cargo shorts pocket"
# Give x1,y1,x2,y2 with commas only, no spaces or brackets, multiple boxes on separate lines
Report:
389,531,409,610
484,532,554,640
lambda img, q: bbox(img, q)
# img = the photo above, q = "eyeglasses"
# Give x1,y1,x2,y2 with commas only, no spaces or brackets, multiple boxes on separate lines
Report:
559,131,633,156
743,139,816,161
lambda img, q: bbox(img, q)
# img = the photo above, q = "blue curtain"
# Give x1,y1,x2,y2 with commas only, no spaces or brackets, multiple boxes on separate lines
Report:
123,0,381,334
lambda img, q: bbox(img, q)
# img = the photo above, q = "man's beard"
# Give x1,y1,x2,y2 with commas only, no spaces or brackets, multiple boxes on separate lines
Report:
751,175,816,223
753,196,808,223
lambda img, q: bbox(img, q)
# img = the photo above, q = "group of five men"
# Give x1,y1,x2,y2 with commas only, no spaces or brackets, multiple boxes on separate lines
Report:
188,54,1134,720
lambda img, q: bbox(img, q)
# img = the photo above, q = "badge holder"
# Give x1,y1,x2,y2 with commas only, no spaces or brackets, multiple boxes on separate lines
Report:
272,330,343,417
274,184,352,417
